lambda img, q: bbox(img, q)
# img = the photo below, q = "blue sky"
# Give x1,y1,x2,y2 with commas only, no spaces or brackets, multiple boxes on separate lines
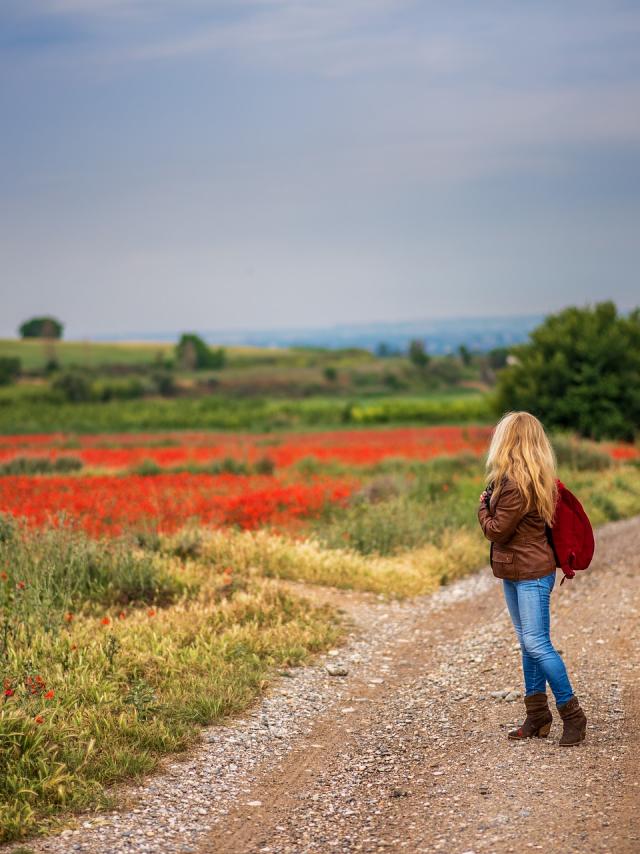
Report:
1,1,639,337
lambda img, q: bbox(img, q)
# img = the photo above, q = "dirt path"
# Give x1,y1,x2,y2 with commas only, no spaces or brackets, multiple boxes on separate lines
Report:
17,516,640,854
201,517,640,854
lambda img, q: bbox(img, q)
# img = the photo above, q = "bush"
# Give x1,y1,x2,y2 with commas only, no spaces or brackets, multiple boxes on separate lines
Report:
152,371,177,397
92,378,146,402
253,456,276,475
551,436,612,471
131,459,162,476
496,302,640,440
0,456,83,476
209,456,249,475
0,357,20,386
51,371,92,403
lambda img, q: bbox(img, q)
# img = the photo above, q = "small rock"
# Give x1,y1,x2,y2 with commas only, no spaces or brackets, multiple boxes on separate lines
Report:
391,787,409,798
505,690,522,702
247,800,262,807
325,663,349,677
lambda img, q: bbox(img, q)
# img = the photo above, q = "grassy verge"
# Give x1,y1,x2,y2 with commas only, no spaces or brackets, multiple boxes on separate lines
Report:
165,460,640,598
0,523,339,842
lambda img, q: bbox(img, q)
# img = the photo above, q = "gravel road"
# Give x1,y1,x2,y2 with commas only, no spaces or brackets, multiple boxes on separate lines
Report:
13,516,640,854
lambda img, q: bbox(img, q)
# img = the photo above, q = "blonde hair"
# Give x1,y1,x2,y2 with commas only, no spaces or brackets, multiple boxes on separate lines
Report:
486,411,557,525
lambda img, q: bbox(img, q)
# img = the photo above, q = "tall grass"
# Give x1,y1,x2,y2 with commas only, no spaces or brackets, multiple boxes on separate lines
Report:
0,523,339,842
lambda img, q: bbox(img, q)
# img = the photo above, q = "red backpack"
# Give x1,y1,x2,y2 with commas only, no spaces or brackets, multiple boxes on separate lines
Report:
546,480,595,583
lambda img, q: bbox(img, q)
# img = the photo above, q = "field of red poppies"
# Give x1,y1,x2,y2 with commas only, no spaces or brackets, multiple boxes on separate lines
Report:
1,426,638,539
0,426,495,536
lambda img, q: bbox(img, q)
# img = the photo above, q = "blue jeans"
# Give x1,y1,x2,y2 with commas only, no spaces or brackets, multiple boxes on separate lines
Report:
502,572,574,706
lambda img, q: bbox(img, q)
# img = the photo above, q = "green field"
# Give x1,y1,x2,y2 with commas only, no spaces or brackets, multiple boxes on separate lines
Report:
0,337,493,433
0,387,491,433
0,338,175,370
0,338,380,372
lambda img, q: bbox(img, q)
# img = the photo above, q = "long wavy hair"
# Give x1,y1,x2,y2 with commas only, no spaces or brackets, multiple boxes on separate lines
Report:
486,411,558,525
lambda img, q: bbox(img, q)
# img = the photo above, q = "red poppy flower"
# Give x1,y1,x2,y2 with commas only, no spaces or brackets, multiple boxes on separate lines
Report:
3,688,14,697
101,616,111,626
147,609,156,618
34,715,44,725
64,612,74,623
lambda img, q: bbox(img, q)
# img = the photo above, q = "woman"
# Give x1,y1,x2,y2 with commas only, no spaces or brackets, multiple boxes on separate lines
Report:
477,411,587,746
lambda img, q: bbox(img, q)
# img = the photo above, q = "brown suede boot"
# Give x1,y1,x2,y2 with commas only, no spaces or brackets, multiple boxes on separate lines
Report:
557,696,587,746
508,692,553,740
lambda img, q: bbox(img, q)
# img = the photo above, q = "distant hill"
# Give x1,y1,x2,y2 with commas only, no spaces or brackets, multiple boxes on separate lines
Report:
95,314,542,354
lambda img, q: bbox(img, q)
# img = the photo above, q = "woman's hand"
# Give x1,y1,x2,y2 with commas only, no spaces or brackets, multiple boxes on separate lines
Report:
479,491,488,504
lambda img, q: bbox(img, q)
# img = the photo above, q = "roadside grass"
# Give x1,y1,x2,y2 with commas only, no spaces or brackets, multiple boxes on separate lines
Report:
0,524,340,842
185,526,487,598
175,459,640,598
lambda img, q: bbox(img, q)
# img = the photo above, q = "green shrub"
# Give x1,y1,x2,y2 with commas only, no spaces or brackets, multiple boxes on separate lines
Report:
0,456,83,476
51,372,92,403
253,455,276,475
131,459,162,476
0,357,20,386
92,378,146,402
588,492,621,521
209,456,249,475
551,435,612,471
152,371,177,397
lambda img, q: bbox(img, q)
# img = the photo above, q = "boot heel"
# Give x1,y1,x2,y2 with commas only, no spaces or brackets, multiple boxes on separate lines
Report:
536,722,552,738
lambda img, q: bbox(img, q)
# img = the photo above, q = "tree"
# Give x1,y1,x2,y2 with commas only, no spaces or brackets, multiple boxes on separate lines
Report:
408,338,430,369
19,316,63,339
175,334,226,370
458,344,472,366
495,302,640,441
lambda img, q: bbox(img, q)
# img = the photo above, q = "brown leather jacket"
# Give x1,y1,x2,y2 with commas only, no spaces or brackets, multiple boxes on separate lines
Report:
477,477,556,581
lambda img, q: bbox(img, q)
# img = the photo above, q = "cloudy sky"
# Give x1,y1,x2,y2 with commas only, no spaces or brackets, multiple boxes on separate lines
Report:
1,1,639,338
